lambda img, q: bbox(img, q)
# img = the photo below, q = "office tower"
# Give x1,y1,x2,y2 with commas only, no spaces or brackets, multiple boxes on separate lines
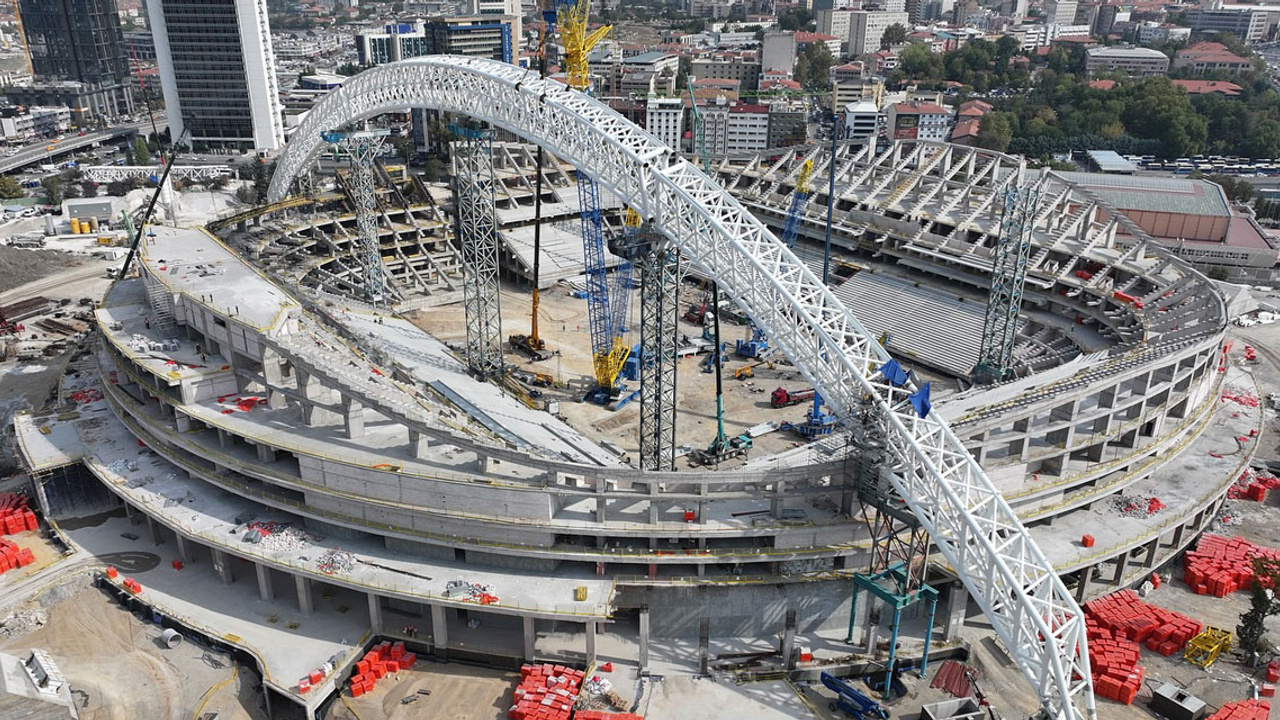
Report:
16,0,134,117
146,0,284,151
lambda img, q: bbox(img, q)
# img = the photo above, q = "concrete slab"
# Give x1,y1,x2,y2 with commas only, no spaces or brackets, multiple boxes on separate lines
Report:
643,676,815,720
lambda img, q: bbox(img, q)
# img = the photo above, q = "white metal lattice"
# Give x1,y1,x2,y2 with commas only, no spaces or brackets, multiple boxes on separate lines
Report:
267,56,1096,720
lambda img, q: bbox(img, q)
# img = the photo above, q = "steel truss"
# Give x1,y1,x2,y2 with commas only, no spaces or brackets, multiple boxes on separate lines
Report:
974,186,1039,385
451,126,505,379
346,135,388,305
267,57,1096,720
638,245,680,471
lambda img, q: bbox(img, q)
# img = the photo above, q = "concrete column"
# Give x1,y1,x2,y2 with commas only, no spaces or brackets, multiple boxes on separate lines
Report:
344,398,365,440
296,575,314,615
1144,538,1159,567
638,608,650,673
256,443,276,463
941,585,968,642
431,604,449,658
585,621,597,665
1171,524,1186,549
1076,567,1092,602
476,454,493,473
175,413,191,433
175,534,193,564
771,481,787,518
523,616,536,661
211,549,233,584
256,563,274,602
368,592,383,631
1112,550,1128,584
123,503,135,523
595,480,607,523
148,517,163,546
217,428,232,448
408,430,431,459
781,608,797,670
698,617,710,675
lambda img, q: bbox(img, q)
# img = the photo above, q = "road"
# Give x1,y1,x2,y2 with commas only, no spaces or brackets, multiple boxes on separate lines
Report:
0,119,167,175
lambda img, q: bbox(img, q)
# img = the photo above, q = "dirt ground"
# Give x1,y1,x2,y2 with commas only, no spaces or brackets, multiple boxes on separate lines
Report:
411,281,823,465
0,582,248,720
0,245,87,294
330,661,519,720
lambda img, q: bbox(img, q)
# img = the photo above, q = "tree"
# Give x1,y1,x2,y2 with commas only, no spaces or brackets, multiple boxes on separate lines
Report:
1238,556,1280,660
80,180,99,198
0,175,25,199
133,136,151,165
976,112,1015,152
252,159,273,201
1206,174,1255,203
1247,118,1280,159
41,175,65,205
393,136,414,164
424,157,445,182
336,63,363,76
881,23,908,48
235,185,258,204
795,42,834,89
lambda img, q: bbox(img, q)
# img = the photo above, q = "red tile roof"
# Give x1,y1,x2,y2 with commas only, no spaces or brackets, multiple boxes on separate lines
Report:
1172,79,1243,96
1089,79,1117,90
891,102,949,115
795,31,838,42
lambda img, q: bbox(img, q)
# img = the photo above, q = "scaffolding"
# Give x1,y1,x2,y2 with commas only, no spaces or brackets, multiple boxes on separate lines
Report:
848,393,938,698
638,243,680,471
321,129,391,305
974,185,1039,385
451,124,505,380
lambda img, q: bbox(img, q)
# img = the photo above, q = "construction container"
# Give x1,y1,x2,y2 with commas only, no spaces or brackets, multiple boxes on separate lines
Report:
161,628,183,649
88,216,99,233
69,218,80,235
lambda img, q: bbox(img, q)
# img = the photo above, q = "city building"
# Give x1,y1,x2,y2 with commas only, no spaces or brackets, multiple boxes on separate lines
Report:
146,0,284,151
817,9,858,52
766,100,808,147
645,96,685,151
885,100,951,140
15,0,134,119
1136,22,1192,46
1172,42,1254,76
726,103,770,153
1084,46,1170,77
843,98,882,141
795,31,843,56
761,32,796,73
1185,5,1268,43
357,23,432,65
846,11,910,58
423,16,515,62
691,56,763,92
122,30,156,61
1172,79,1244,95
1045,0,1078,25
1018,23,1093,49
466,0,523,52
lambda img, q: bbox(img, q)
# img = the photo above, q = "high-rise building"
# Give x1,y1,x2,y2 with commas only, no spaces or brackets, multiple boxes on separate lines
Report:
146,0,284,151
760,32,796,73
356,22,432,65
645,97,685,151
847,11,910,58
16,0,134,118
423,16,515,62
466,0,523,53
1045,0,1078,25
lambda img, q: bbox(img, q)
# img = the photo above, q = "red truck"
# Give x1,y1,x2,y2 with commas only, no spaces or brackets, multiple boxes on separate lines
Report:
771,387,815,408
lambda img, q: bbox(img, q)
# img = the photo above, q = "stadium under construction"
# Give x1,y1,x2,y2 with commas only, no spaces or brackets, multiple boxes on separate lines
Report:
13,57,1249,720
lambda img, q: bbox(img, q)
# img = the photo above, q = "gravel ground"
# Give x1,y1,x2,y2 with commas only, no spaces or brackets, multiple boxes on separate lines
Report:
0,245,85,294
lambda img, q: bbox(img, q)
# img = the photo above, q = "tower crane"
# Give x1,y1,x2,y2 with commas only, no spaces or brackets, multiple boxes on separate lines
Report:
780,158,814,248
556,0,636,405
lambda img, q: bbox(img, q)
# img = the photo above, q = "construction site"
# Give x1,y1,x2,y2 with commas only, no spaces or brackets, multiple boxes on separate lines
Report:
0,41,1279,720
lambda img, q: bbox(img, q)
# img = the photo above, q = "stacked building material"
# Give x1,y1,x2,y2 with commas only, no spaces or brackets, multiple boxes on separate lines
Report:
1207,700,1270,720
507,663,583,720
346,641,415,697
0,494,36,536
575,713,644,720
929,660,974,698
1084,590,1204,656
1184,534,1280,597
1228,469,1280,502
1084,589,1204,704
0,538,34,574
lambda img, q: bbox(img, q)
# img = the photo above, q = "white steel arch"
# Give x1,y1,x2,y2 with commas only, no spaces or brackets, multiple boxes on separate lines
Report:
268,56,1096,720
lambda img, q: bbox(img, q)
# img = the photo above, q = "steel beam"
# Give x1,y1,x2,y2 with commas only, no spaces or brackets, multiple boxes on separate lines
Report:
452,127,504,379
638,246,679,471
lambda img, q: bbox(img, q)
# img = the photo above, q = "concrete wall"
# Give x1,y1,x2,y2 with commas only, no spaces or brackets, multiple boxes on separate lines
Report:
618,579,853,638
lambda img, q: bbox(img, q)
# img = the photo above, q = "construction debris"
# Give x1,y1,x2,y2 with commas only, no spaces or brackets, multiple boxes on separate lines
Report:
1109,494,1167,518
1184,534,1280,597
1221,388,1260,408
929,659,974,698
246,522,317,553
316,548,356,574
444,579,500,605
0,608,47,639
1228,468,1280,501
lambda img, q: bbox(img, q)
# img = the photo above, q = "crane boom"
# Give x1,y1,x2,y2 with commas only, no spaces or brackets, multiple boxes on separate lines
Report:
781,158,814,248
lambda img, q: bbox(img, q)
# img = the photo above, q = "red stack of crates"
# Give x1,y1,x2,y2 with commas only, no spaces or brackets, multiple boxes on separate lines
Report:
507,663,584,720
0,539,33,575
1085,630,1143,705
1084,590,1203,657
0,493,35,536
1267,659,1279,683
1207,700,1270,720
347,641,416,698
122,577,142,594
1184,534,1280,597
575,713,644,720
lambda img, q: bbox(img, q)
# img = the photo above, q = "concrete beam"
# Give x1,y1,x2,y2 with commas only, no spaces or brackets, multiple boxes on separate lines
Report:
942,585,968,642
256,563,274,602
296,575,314,615
782,608,797,671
